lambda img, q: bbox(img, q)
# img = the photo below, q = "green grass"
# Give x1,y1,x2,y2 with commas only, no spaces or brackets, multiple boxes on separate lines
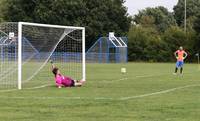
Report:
0,63,200,121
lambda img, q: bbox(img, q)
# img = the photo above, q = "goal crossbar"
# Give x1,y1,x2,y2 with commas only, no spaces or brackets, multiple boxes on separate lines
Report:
19,22,85,30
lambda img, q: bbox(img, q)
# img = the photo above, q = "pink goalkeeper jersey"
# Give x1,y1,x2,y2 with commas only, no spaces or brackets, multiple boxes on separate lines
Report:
55,74,74,87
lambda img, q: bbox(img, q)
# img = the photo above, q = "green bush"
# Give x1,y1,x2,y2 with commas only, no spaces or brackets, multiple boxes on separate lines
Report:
128,25,169,62
128,25,198,62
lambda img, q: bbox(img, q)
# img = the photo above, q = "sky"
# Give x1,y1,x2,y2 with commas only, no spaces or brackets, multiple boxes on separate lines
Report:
124,0,179,15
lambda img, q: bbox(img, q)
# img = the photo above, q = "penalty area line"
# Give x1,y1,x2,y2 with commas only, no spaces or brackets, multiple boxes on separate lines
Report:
0,89,18,93
94,70,199,84
120,84,200,100
24,84,53,90
0,83,199,100
100,78,128,83
0,70,198,93
0,84,53,93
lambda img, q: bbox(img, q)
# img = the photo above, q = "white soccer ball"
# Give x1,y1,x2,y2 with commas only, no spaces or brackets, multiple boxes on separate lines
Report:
121,68,126,73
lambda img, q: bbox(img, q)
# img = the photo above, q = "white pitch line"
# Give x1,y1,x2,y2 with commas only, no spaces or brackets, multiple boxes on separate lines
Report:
24,84,53,90
0,83,200,100
0,96,116,100
135,74,164,78
96,71,199,84
134,71,198,78
0,96,84,100
0,70,199,97
0,84,53,93
100,78,128,83
0,89,18,93
0,69,198,92
120,84,200,100
0,70,198,92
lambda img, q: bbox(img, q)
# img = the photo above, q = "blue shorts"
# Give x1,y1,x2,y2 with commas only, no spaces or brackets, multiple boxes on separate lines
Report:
176,61,184,68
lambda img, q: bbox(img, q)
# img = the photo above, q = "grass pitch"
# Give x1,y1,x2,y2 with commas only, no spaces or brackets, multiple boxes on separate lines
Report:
0,63,200,121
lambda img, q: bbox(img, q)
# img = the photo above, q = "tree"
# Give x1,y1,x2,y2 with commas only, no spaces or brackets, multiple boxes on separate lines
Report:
0,0,4,22
162,26,189,61
0,0,131,49
193,14,200,54
134,6,176,32
174,0,200,61
174,0,200,26
128,25,169,62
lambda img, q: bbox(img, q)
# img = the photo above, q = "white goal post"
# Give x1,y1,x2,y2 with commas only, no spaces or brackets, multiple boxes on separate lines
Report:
0,22,86,90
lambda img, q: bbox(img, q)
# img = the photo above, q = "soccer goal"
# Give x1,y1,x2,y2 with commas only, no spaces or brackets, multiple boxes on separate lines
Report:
0,22,85,90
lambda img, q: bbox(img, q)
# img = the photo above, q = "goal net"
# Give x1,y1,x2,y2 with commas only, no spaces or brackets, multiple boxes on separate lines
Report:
0,22,85,90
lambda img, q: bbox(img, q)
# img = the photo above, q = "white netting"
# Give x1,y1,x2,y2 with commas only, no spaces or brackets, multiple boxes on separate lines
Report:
0,22,84,89
0,23,18,89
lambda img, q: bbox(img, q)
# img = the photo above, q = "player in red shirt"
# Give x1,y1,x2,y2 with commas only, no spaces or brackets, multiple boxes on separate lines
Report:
174,46,188,75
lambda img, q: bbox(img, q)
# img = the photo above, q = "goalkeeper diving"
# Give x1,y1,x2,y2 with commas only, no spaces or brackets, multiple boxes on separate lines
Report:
50,60,85,88
174,46,188,75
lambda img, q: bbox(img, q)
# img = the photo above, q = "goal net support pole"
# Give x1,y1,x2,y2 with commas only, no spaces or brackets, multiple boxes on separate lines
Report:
18,22,22,90
82,28,86,81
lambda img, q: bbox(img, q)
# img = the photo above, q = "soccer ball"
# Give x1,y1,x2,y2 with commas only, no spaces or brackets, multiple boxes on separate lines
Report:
121,68,126,73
